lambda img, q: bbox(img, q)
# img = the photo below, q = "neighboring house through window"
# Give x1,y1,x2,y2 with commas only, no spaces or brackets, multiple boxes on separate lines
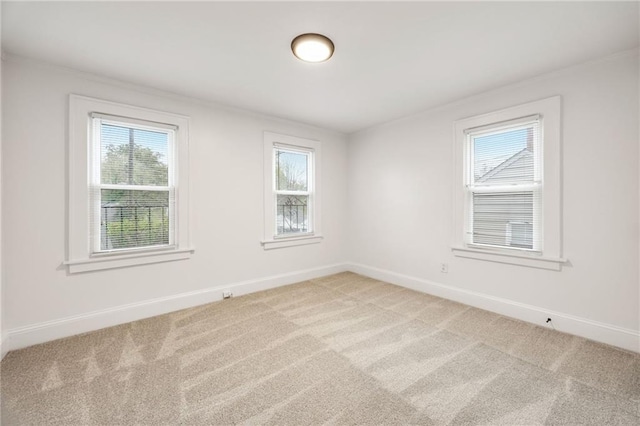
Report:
467,119,541,251
262,132,322,250
67,95,192,273
452,97,564,270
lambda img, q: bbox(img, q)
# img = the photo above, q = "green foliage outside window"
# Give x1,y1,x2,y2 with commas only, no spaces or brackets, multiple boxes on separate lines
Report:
101,138,171,250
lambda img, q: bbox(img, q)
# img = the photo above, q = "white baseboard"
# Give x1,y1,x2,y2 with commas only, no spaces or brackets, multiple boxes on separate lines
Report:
4,263,348,353
5,261,638,355
348,262,640,353
1,333,8,360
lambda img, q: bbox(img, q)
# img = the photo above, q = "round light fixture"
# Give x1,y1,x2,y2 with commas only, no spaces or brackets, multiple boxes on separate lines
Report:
291,33,334,63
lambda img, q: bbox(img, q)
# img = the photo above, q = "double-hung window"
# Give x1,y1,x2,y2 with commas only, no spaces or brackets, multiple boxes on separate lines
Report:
90,115,175,253
465,118,541,251
274,146,313,236
67,95,192,273
263,132,322,249
453,97,564,270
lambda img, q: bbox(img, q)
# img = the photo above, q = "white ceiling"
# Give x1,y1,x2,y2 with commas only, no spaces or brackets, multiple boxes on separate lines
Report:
2,1,638,133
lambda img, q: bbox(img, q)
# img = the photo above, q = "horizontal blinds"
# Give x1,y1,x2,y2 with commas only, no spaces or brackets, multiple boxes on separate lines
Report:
90,112,179,131
273,142,315,152
90,118,175,253
464,114,540,135
467,120,542,251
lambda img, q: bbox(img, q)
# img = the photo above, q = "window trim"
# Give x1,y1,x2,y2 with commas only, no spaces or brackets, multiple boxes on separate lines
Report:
452,96,565,270
66,95,193,273
262,132,322,250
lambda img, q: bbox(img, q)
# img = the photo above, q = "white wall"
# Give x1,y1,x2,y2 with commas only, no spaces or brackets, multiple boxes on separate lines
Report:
1,56,348,346
2,50,638,353
0,2,5,359
347,51,639,341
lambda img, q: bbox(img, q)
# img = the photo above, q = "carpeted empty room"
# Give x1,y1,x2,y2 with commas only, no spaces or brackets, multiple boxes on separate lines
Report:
1,1,640,425
2,273,639,424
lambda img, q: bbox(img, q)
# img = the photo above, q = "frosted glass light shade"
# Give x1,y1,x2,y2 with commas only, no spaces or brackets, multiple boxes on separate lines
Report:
291,33,334,63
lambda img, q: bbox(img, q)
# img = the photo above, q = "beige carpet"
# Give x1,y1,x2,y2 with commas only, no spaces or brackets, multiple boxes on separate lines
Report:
1,272,639,425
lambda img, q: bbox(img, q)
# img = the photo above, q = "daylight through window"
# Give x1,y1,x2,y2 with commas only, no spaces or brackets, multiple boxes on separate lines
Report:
465,117,542,251
90,116,176,253
262,132,321,250
274,146,313,236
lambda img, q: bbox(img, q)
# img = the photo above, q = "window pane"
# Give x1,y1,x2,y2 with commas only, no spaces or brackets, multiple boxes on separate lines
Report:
472,191,533,249
100,189,170,250
473,125,536,184
276,194,309,235
276,149,308,191
101,123,169,186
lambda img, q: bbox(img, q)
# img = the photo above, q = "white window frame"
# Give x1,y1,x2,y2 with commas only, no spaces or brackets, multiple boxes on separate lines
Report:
90,114,177,255
465,116,542,252
66,95,193,273
452,96,565,270
262,132,322,250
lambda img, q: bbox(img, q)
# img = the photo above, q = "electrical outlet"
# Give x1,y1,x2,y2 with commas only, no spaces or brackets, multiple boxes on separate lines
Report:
223,291,233,299
440,263,448,273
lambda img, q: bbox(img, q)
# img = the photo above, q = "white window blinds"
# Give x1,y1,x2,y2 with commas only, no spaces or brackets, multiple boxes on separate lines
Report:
465,117,542,251
90,116,176,253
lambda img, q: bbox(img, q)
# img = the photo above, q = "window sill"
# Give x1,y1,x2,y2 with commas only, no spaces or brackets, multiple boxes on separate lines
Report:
261,235,323,250
451,245,566,271
65,247,195,273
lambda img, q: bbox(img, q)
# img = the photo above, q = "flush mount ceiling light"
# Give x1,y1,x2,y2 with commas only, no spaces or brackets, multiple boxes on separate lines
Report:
291,33,334,63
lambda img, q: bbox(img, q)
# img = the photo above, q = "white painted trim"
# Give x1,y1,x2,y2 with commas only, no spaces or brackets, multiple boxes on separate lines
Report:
6,261,637,354
1,335,8,360
68,95,192,273
263,131,322,248
65,248,196,274
452,96,563,270
261,235,323,250
451,246,566,271
347,262,640,353
3,263,347,353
